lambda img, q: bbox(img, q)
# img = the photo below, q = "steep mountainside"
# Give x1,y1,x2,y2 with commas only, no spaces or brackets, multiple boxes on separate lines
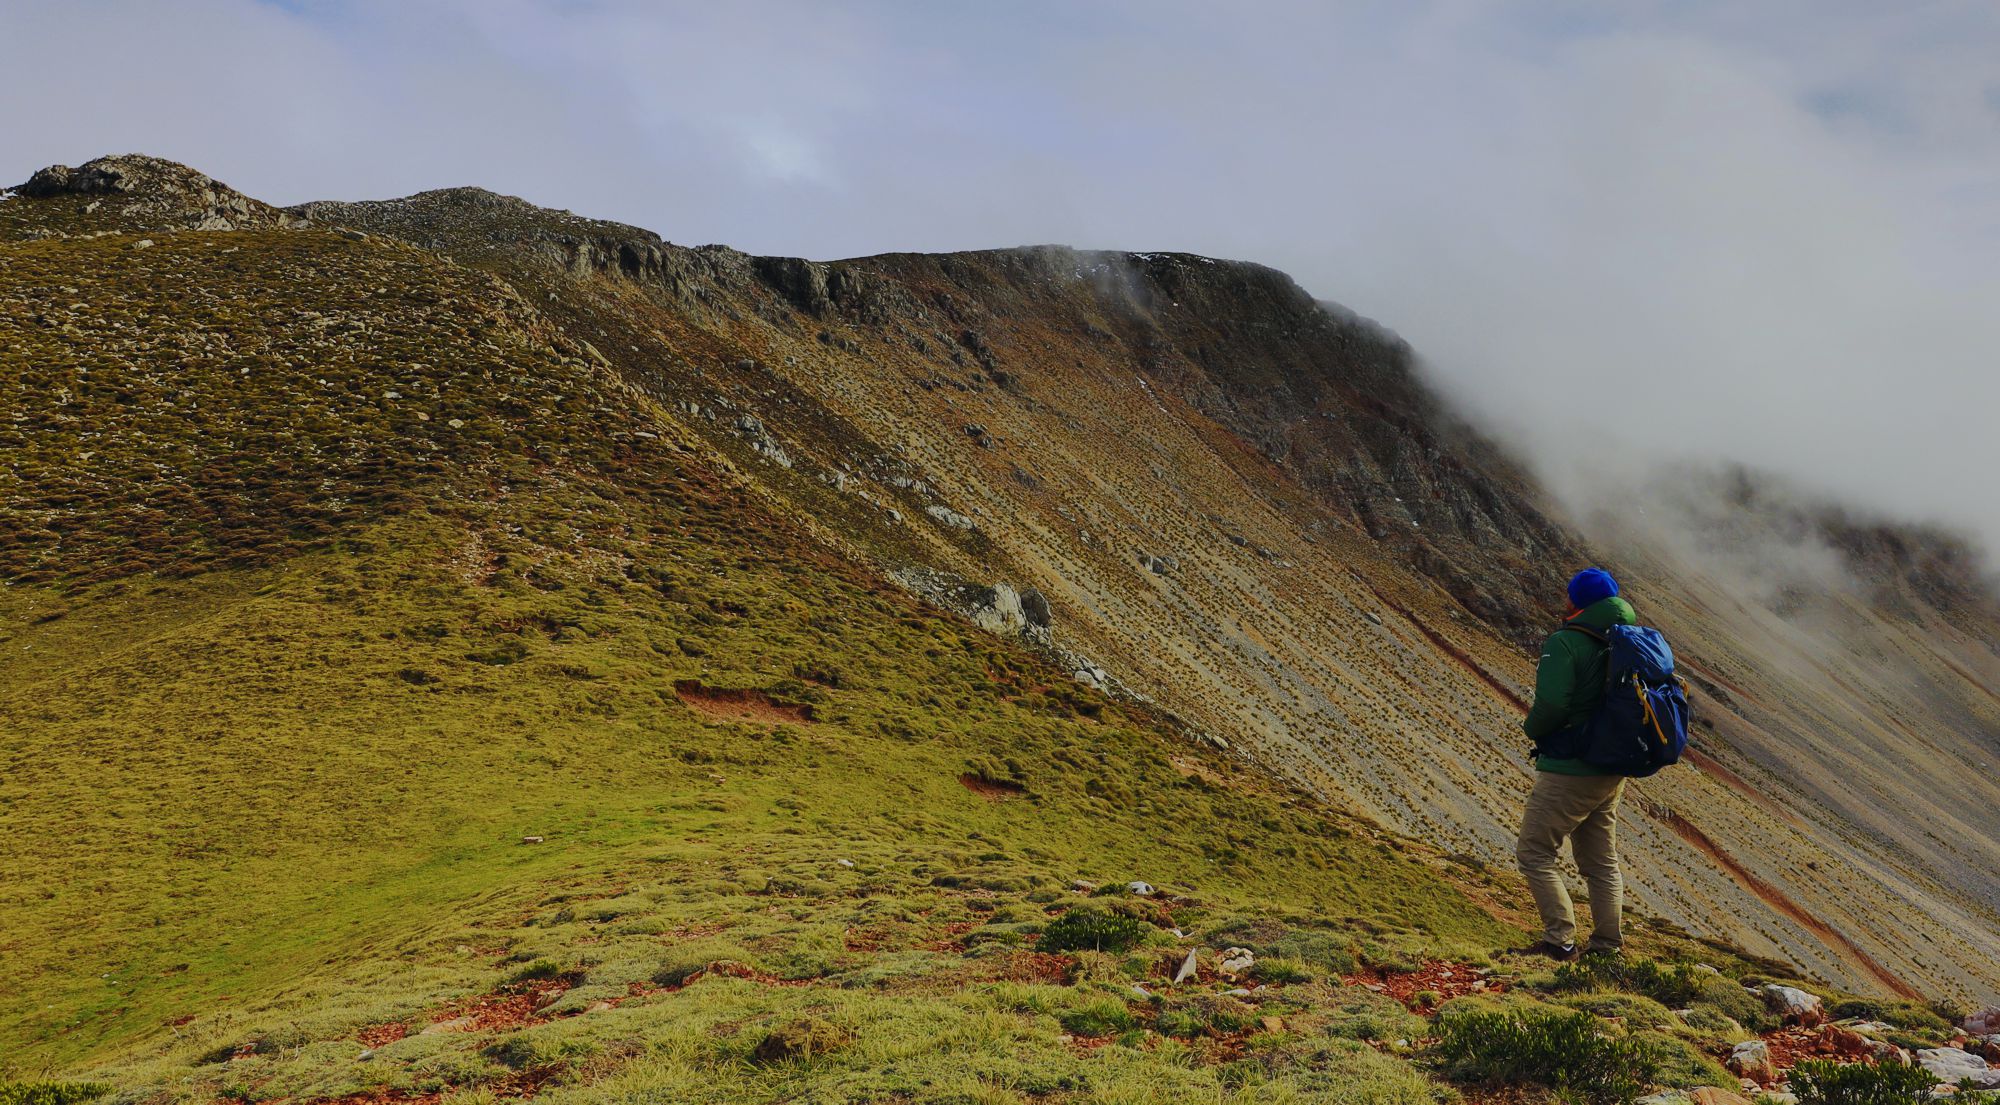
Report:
5,156,1999,1097
296,172,2000,1001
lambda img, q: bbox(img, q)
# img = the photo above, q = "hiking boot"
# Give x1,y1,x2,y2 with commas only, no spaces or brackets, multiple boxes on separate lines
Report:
1522,940,1578,962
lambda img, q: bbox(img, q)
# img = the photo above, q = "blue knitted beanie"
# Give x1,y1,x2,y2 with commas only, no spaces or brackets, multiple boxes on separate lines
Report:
1567,568,1619,609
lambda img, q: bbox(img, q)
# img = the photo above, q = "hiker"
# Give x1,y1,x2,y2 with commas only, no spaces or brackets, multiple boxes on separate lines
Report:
1516,567,1634,960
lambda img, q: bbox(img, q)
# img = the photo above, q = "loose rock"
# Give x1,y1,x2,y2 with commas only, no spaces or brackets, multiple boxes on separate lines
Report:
1727,1039,1778,1085
1762,984,1826,1027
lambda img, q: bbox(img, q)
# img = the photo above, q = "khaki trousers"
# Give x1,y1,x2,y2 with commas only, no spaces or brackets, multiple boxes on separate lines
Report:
1516,772,1626,951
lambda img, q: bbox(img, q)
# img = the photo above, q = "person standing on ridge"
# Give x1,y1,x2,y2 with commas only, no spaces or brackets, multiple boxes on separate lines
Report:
1517,567,1633,961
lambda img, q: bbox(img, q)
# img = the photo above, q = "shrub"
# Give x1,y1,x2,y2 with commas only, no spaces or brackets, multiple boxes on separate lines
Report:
1788,1059,1937,1105
1433,1008,1663,1105
0,1086,112,1105
1039,908,1147,954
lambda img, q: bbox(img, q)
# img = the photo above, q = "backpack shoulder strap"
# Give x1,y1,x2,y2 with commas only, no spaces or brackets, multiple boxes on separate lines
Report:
1560,621,1607,644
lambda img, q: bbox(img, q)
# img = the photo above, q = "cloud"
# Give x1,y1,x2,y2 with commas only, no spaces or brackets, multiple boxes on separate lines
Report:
5,0,1997,552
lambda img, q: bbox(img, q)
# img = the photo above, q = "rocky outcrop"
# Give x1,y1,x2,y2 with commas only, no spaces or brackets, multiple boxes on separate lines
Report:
16,154,302,232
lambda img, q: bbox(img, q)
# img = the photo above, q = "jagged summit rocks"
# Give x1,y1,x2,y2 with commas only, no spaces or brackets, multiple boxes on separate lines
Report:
18,153,221,198
12,154,303,233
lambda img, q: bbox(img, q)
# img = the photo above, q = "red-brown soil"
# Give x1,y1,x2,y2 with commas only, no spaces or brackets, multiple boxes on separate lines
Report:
354,1022,408,1048
434,975,575,1032
957,773,1026,800
672,680,816,725
1345,960,1505,1011
1760,1023,1881,1070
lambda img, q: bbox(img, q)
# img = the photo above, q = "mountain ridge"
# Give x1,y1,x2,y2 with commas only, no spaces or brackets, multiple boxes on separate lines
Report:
6,155,1999,1081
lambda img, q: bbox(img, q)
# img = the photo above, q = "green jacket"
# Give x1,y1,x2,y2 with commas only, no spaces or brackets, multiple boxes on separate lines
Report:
1522,595,1636,775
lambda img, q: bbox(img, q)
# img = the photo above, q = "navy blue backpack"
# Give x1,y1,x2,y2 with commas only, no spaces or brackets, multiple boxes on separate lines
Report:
1562,622,1691,777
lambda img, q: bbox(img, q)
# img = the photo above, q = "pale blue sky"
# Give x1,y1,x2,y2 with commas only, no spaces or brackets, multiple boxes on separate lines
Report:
6,1,2000,551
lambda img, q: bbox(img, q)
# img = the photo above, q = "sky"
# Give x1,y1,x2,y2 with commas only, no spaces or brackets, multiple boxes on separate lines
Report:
5,0,1999,554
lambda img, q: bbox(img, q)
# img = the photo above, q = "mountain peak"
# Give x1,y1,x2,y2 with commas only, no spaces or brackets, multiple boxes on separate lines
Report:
18,153,226,198
9,152,299,233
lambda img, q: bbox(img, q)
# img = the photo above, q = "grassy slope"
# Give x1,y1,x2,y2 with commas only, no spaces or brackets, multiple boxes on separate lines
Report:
2,227,1551,1100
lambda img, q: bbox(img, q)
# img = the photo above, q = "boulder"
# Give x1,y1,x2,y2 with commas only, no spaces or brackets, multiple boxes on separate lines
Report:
1918,1047,2000,1088
1762,984,1827,1027
1689,1090,1755,1105
967,584,1026,635
1967,1008,2000,1036
1173,948,1199,984
1019,589,1053,629
1727,1039,1778,1085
